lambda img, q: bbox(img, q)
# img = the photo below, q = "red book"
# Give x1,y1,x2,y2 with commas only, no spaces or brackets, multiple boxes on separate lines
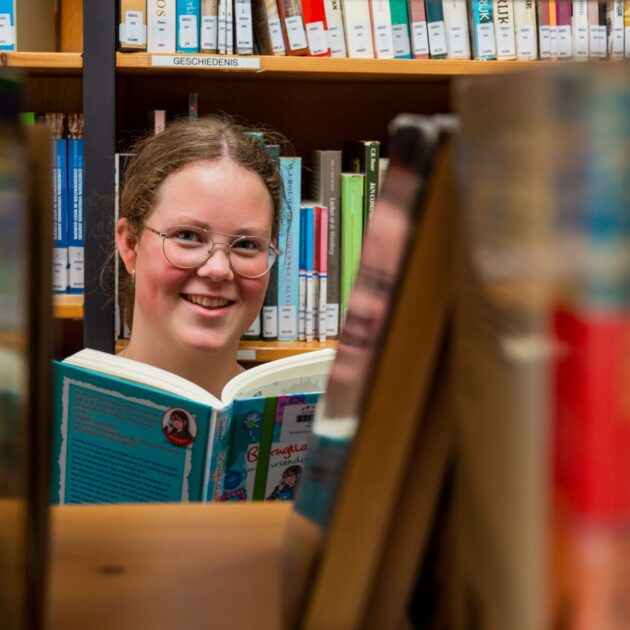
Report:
407,0,430,59
277,0,309,55
301,0,331,56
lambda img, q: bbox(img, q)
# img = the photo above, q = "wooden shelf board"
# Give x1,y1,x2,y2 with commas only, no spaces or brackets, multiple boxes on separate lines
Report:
1,52,83,72
54,294,84,319
117,53,541,81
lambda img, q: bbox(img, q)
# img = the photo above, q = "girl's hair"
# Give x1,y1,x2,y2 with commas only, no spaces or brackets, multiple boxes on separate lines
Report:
117,115,285,329
170,409,189,426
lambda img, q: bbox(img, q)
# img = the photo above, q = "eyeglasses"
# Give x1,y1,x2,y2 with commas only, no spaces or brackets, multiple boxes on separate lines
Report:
144,224,280,279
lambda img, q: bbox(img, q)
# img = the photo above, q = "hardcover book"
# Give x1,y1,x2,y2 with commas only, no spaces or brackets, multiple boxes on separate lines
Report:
323,0,347,55
148,0,177,52
572,0,589,58
514,0,538,59
302,0,331,56
407,0,430,58
442,0,471,59
340,172,364,319
0,0,15,51
424,0,448,58
67,113,84,294
340,0,375,57
343,139,380,231
201,0,219,53
470,0,497,59
52,348,334,504
389,0,412,58
119,0,148,51
277,0,309,55
235,0,254,55
494,0,517,59
252,0,287,55
176,0,201,53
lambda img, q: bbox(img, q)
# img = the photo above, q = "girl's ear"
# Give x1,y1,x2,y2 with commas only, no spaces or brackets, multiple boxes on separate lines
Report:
116,218,138,274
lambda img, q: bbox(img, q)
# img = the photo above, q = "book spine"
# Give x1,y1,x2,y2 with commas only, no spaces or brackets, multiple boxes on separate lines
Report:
0,0,16,51
572,0,589,58
341,0,375,57
55,136,69,294
364,141,380,229
607,0,625,59
201,0,219,52
67,133,84,294
304,206,315,342
369,0,396,58
278,0,309,54
226,0,234,54
442,0,471,59
537,0,552,58
425,0,448,58
302,0,331,56
514,0,538,58
254,0,287,55
556,0,573,57
148,0,177,52
119,0,148,51
278,157,301,341
588,0,607,57
176,0,201,52
626,0,630,57
298,206,307,341
389,0,412,57
407,0,430,58
494,0,516,59
548,0,558,57
235,0,254,53
323,0,348,55
470,0,497,58
317,206,329,343
262,145,280,341
340,173,364,320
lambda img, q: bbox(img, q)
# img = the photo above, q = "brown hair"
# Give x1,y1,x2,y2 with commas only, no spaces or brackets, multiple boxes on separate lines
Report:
117,115,285,329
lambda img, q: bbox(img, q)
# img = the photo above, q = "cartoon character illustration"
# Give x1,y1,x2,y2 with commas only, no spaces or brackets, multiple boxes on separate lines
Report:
266,465,302,501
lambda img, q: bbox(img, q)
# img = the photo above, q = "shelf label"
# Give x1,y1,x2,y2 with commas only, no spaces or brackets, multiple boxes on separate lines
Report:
268,17,286,54
151,55,262,69
556,25,572,58
428,20,447,56
348,22,373,57
284,15,307,51
235,1,253,53
411,21,429,57
574,26,588,59
201,15,218,51
373,23,394,58
306,21,329,56
123,11,146,46
179,14,199,49
0,14,14,47
446,24,469,58
516,26,536,59
279,306,298,338
589,25,607,58
496,23,516,59
475,22,496,58
328,24,347,57
392,24,411,57
611,26,624,59
539,25,551,58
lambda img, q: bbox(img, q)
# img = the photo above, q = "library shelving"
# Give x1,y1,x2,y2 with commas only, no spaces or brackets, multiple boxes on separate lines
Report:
2,52,83,72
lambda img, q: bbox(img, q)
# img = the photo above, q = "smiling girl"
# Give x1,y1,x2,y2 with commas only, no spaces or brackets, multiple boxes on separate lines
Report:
115,116,283,397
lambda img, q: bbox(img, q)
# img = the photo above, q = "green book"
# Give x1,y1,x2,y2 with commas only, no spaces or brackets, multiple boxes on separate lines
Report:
340,172,364,319
343,140,380,231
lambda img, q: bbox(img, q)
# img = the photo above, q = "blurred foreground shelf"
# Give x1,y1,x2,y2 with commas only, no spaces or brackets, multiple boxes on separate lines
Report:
53,294,83,319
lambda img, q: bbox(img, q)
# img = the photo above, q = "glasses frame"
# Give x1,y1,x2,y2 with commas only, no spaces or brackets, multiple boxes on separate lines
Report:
144,224,280,279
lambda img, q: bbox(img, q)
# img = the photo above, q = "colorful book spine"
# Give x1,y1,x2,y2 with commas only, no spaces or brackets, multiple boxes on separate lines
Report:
277,0,309,55
470,0,497,58
538,0,552,58
262,144,280,341
201,0,219,53
119,0,148,51
443,0,471,59
176,0,201,52
556,0,573,57
425,0,448,58
514,0,538,59
407,0,430,58
341,0,375,57
588,0,607,57
302,0,331,56
343,139,380,231
607,0,625,59
323,0,348,55
494,0,517,59
278,157,302,341
625,0,630,57
316,206,329,343
298,206,307,341
0,0,16,51
389,0,412,57
148,0,177,52
340,173,364,320
253,0,287,54
572,0,589,58
67,114,84,294
369,0,396,58
303,205,315,342
548,0,558,57
235,0,254,54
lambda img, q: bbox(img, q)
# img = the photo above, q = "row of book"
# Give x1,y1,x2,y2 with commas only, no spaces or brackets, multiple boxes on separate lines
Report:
20,112,85,295
115,135,384,344
117,0,630,60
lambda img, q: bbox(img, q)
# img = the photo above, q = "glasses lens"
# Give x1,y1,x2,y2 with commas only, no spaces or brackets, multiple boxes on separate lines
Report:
229,235,276,278
163,226,209,269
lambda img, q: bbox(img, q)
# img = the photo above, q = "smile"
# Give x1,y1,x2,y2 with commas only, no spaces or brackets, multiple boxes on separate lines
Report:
183,294,234,309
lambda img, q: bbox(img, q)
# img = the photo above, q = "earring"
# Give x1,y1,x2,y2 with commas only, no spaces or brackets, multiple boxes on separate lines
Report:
131,268,135,286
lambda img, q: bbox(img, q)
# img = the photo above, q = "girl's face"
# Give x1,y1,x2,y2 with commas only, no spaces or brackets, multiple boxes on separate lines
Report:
119,158,273,360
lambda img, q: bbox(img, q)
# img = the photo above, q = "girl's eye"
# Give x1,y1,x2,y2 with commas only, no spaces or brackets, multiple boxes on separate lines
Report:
173,229,203,243
233,237,263,252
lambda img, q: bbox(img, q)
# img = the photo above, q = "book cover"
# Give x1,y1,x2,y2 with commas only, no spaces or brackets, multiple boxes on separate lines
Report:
369,0,395,58
235,0,254,54
67,113,84,295
278,157,302,341
148,0,177,52
302,0,331,56
572,0,589,58
494,0,517,59
425,0,448,58
340,0,375,57
201,0,219,53
52,348,334,504
470,0,497,59
606,0,625,59
311,150,342,339
514,0,538,59
389,0,412,58
277,0,309,55
119,0,148,51
252,0,287,55
407,0,429,58
340,173,364,320
556,0,573,57
176,0,201,53
323,0,347,55
343,139,380,231
442,0,471,59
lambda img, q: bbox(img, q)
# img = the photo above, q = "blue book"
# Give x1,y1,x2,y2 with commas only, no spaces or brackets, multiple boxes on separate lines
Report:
51,348,334,504
176,0,201,53
278,157,302,341
470,0,496,59
0,0,15,51
302,205,315,342
299,206,307,341
67,115,84,294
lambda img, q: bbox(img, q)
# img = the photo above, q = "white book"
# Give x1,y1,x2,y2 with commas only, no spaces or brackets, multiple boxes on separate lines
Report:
226,0,234,54
148,0,176,52
493,0,516,59
369,0,395,58
607,0,625,59
442,0,471,59
201,0,219,53
323,0,348,56
218,0,226,53
340,0,375,57
513,0,537,58
235,0,253,54
572,0,589,58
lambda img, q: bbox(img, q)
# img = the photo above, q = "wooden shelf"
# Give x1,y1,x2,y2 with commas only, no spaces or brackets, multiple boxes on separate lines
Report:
1,52,83,73
54,295,83,319
117,52,540,81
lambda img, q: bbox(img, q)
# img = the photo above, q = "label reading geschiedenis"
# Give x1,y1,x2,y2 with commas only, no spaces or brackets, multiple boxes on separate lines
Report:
151,55,262,69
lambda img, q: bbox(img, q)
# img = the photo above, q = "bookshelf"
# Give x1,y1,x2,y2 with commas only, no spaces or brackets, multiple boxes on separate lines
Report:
2,52,83,72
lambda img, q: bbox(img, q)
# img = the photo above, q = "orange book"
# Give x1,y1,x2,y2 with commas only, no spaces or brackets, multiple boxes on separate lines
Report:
277,0,309,55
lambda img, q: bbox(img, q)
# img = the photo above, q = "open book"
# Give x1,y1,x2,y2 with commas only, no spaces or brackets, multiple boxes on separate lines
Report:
52,348,334,504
